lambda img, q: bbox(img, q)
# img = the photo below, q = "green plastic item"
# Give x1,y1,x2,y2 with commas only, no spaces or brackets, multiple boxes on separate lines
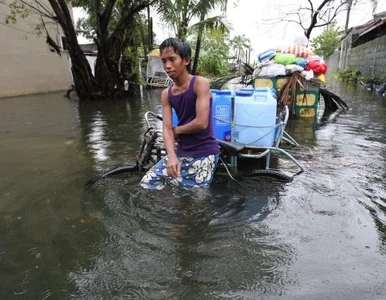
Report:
273,54,297,65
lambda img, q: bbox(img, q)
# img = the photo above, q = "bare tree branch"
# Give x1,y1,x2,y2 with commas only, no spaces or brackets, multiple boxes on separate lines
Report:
258,0,353,40
19,0,56,20
305,0,332,38
34,0,53,17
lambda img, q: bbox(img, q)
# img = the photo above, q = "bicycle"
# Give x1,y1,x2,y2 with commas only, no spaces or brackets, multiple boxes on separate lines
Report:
85,109,302,189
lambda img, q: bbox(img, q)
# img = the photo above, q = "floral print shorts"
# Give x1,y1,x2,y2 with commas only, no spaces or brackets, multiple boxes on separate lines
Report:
140,154,219,190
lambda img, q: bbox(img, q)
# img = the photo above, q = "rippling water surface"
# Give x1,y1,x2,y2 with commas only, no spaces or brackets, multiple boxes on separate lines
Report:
1,82,386,300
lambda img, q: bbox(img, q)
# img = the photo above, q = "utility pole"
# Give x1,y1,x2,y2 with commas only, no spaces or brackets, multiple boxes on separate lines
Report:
344,0,353,33
339,0,353,69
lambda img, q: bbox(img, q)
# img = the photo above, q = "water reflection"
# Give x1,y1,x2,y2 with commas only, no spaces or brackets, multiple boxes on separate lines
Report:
75,90,162,175
71,177,296,299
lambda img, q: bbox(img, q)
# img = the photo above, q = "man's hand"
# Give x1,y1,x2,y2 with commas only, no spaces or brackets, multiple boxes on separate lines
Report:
166,155,181,178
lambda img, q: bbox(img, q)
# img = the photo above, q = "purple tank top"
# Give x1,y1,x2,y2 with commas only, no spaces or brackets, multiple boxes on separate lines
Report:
168,76,220,157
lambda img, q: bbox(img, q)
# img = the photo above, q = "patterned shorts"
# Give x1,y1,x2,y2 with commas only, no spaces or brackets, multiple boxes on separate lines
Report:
140,154,219,190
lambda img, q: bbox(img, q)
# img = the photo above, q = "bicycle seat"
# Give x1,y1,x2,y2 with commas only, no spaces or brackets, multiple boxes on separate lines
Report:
217,139,245,156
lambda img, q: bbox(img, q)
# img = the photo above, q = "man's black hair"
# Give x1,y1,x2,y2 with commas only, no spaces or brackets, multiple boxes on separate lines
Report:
159,38,191,72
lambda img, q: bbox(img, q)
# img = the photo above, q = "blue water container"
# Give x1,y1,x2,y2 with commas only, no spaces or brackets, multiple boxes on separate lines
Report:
212,90,232,141
210,89,219,96
172,108,178,127
257,49,276,63
234,90,277,147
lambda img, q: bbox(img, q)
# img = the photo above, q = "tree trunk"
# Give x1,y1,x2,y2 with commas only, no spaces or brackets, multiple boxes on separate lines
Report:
177,19,189,40
48,0,97,100
137,14,148,59
147,6,153,52
48,0,153,100
192,12,205,75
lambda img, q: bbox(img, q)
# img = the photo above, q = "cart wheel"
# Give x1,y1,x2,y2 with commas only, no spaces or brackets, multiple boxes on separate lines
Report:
238,169,293,182
85,164,142,189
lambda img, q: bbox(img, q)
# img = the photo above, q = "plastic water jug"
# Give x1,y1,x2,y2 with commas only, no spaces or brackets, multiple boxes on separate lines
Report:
240,88,255,93
254,87,277,99
161,108,179,127
210,89,219,96
172,108,178,127
212,90,232,141
234,90,277,147
257,49,276,63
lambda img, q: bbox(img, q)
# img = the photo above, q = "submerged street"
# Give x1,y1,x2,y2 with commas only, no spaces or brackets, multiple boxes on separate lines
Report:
0,79,386,299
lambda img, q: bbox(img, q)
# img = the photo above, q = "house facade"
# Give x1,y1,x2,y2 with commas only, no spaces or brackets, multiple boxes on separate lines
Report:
326,11,386,78
0,1,72,98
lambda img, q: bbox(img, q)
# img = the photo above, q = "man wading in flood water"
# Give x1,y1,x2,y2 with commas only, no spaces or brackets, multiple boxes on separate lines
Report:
140,38,220,190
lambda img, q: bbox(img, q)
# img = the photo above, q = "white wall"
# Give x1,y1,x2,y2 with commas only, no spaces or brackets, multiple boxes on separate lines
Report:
0,1,72,98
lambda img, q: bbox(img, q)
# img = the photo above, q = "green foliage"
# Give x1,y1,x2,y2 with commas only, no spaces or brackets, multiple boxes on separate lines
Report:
335,68,386,85
230,34,251,61
156,0,228,40
6,1,29,24
76,16,96,40
189,29,230,77
310,28,340,58
379,73,386,82
335,68,358,82
122,46,140,82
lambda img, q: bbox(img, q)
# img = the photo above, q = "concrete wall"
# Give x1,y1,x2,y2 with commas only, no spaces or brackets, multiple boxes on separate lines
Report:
0,1,71,98
325,52,340,75
325,34,386,78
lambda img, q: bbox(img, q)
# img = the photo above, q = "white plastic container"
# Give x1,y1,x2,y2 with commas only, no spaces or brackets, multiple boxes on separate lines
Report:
233,90,277,147
254,87,277,100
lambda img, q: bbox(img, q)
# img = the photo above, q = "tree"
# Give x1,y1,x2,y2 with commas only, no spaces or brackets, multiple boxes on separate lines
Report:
155,0,229,74
310,27,340,57
5,0,155,100
189,28,230,76
73,0,155,98
230,34,251,62
76,9,151,79
156,0,228,40
260,0,361,40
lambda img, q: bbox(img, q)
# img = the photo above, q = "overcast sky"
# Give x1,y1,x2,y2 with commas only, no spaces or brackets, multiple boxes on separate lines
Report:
74,0,386,57
224,0,386,55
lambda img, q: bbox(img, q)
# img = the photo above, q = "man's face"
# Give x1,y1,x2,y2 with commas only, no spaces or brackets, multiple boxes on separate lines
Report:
160,47,190,79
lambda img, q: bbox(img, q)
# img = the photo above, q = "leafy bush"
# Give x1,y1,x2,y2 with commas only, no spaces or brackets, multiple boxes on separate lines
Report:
334,68,358,82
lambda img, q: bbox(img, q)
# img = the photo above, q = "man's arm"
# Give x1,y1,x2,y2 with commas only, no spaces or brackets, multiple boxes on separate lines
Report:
161,88,180,177
161,88,176,157
173,76,211,136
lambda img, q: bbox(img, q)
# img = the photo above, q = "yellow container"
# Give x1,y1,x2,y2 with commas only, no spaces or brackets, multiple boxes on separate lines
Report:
253,78,274,89
296,93,316,106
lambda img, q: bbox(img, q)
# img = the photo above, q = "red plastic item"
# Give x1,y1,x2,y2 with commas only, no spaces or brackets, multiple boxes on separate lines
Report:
306,59,328,75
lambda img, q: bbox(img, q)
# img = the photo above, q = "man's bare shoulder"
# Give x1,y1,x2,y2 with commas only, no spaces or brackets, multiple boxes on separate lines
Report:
161,87,169,95
195,76,210,86
161,87,170,105
194,76,210,93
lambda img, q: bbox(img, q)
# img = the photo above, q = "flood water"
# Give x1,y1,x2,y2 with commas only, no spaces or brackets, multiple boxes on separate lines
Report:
1,80,386,300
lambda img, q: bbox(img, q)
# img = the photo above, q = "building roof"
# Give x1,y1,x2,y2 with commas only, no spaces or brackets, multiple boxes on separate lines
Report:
351,11,386,37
